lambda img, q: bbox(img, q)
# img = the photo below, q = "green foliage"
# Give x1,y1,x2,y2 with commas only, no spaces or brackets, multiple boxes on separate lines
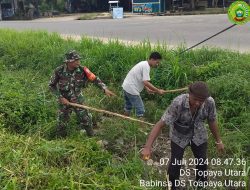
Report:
0,30,68,74
0,70,56,135
40,2,51,12
207,71,250,126
0,129,148,189
0,29,249,189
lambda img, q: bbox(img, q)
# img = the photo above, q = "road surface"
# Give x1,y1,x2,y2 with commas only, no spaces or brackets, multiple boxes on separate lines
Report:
0,14,249,52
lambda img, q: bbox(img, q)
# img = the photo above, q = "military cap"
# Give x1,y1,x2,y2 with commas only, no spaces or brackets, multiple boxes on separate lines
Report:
65,50,81,62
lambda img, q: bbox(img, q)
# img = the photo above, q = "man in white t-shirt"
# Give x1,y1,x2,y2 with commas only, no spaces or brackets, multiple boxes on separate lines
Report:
122,52,166,117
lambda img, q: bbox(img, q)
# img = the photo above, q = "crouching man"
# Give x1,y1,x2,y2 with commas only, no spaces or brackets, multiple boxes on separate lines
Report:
141,81,224,189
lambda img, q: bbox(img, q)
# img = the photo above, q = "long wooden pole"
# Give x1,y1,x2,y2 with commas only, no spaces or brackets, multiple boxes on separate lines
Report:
164,87,187,93
68,102,155,126
68,87,187,126
179,24,237,54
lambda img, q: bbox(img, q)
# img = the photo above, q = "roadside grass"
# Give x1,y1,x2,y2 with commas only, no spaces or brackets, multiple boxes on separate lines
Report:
0,29,249,189
78,13,111,20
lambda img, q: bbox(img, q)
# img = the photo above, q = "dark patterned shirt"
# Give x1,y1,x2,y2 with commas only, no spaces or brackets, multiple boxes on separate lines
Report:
161,94,217,148
49,64,107,102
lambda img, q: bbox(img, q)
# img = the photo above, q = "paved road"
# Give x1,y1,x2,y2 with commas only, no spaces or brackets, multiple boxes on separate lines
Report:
0,14,249,52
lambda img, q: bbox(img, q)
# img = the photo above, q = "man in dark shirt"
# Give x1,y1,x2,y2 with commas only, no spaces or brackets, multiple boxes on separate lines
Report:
141,81,224,189
49,50,116,137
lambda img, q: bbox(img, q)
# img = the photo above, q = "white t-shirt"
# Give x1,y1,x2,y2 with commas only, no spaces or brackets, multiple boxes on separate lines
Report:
122,61,150,95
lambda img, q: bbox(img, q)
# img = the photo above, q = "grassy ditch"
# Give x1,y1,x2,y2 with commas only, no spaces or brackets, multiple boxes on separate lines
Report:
0,29,249,189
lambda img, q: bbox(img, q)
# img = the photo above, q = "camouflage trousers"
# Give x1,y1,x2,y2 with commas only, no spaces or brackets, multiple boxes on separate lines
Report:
56,103,94,137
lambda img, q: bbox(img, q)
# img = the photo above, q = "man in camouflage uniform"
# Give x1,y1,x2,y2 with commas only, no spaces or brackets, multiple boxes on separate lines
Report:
49,50,116,137
141,81,225,190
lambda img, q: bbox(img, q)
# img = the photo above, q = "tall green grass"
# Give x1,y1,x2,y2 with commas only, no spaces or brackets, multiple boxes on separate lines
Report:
0,29,249,189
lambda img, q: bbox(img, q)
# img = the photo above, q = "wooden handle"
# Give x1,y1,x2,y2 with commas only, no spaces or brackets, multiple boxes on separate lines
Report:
164,87,188,93
68,102,155,126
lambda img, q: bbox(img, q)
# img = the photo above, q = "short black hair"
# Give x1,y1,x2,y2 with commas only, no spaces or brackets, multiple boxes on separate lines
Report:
149,52,162,60
188,81,210,99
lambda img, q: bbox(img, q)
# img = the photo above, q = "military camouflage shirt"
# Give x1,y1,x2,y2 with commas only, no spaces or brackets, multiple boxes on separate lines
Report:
49,64,107,102
161,94,217,148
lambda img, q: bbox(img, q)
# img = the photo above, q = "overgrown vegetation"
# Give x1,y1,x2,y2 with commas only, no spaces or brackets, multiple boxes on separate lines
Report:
0,29,249,189
77,13,108,20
